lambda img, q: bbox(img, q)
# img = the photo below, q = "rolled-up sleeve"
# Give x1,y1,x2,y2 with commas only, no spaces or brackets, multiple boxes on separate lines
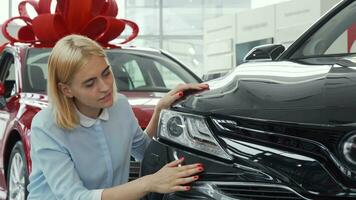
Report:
31,126,103,200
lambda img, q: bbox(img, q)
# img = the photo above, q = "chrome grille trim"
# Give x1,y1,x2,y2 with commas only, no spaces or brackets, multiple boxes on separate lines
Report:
193,181,311,200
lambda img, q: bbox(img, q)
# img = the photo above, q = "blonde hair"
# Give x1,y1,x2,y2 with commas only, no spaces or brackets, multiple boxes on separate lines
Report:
48,34,115,130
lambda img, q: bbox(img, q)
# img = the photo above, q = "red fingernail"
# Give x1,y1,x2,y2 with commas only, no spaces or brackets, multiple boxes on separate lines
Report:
194,175,199,179
197,163,204,168
197,167,204,171
178,92,184,97
185,186,191,191
179,156,185,160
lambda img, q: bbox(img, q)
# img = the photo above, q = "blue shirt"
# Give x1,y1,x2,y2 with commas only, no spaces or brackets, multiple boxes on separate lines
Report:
27,94,152,200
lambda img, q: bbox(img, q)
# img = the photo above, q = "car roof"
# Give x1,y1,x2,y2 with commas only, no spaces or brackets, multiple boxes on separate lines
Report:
5,43,161,54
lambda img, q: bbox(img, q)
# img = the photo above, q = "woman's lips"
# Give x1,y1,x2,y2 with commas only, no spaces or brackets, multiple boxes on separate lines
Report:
100,92,112,102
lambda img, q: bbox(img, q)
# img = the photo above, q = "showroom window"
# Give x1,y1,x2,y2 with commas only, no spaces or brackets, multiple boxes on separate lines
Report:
121,0,250,77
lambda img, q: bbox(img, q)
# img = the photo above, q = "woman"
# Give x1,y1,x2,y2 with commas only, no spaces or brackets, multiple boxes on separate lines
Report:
27,34,208,200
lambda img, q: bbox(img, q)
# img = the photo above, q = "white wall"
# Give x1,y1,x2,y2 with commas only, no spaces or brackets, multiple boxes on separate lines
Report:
236,5,275,43
274,0,339,46
203,0,341,75
203,14,236,74
251,0,290,9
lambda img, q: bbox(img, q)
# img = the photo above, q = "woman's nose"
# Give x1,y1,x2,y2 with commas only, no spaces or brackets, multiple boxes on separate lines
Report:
98,78,109,91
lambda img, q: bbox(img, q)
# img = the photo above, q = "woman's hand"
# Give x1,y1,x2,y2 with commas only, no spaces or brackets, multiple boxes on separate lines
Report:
156,83,209,112
102,157,203,200
143,157,204,193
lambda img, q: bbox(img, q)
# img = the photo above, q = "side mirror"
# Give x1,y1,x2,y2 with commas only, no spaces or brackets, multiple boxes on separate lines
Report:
0,83,5,96
243,44,285,62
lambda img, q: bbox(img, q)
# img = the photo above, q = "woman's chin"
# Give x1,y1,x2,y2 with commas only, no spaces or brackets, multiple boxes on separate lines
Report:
102,98,113,108
99,92,114,106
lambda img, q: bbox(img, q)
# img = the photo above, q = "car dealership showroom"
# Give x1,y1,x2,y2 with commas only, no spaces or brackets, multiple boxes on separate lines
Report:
0,0,355,199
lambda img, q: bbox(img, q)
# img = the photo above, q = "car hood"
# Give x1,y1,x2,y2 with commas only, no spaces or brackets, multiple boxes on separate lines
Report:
176,61,356,125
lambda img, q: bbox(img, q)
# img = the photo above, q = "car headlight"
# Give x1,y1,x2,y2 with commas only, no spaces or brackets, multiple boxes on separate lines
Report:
158,109,232,160
341,133,356,168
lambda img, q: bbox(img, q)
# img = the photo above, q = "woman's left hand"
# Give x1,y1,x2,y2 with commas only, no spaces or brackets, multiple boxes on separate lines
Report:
156,83,209,111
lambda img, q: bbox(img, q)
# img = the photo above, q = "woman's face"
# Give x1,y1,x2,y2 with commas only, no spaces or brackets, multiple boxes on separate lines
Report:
60,55,114,117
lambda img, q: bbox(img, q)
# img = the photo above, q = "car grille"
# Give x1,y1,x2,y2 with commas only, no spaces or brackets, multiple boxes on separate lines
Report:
211,117,343,158
129,161,141,181
216,184,305,200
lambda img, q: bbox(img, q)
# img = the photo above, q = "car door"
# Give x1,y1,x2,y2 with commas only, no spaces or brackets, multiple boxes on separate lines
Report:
0,53,7,140
0,52,16,140
0,50,18,194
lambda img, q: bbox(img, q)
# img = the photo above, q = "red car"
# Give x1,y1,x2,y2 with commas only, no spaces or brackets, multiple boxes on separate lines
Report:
0,44,201,199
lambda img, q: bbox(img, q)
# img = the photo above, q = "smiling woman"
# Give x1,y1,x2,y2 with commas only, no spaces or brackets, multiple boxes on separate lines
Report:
26,34,209,200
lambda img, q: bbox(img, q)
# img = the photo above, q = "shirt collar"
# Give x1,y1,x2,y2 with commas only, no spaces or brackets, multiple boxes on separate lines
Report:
76,108,109,128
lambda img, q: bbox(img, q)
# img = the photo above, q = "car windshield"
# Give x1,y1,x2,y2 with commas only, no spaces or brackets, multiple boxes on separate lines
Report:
290,1,356,60
23,48,199,93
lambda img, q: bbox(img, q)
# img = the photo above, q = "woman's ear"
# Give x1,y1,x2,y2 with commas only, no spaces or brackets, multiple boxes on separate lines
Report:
58,82,74,98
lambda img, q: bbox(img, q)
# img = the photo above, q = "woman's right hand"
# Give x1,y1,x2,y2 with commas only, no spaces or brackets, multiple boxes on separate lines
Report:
144,157,204,193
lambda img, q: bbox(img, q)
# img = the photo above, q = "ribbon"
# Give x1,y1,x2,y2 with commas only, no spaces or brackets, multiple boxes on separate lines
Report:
0,0,139,50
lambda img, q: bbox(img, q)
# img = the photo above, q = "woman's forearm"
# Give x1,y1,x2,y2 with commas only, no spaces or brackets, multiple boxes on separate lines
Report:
102,175,152,200
144,107,161,138
102,156,204,200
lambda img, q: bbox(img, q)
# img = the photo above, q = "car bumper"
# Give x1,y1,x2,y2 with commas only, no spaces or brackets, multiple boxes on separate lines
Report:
163,182,307,200
141,139,356,200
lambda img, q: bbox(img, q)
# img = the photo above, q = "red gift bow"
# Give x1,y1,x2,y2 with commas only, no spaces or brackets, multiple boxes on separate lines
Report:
0,0,139,51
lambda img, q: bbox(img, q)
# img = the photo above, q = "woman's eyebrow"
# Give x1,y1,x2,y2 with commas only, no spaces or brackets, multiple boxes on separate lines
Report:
101,65,110,75
81,65,111,84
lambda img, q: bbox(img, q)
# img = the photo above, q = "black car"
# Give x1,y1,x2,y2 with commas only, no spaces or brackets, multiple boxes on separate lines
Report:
141,0,356,199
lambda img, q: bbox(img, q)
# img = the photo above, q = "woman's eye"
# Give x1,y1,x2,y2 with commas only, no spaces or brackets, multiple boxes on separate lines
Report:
103,70,111,76
84,81,94,88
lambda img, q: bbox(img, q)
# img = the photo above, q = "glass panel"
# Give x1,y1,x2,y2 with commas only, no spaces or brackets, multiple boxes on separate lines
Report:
125,8,159,35
126,0,159,7
163,0,203,8
24,48,199,93
0,0,9,22
325,24,356,55
251,0,290,9
11,0,22,17
3,57,17,98
203,0,250,19
163,8,202,35
108,50,199,91
7,63,15,80
116,0,126,18
162,39,203,76
129,38,160,49
154,61,185,88
122,60,145,88
291,1,356,58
